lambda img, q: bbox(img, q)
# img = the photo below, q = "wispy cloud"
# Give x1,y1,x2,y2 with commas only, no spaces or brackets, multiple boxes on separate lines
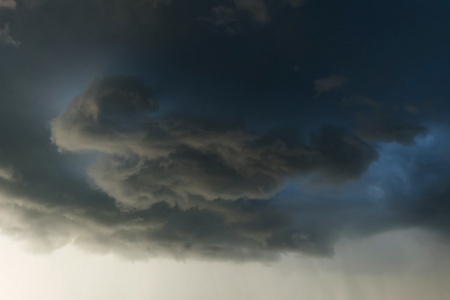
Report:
0,0,16,9
0,165,17,182
0,23,20,48
314,75,347,96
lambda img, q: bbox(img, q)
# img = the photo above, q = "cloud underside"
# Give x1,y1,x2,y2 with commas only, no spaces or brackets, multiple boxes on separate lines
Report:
51,76,377,210
0,0,447,264
46,75,377,259
0,75,445,262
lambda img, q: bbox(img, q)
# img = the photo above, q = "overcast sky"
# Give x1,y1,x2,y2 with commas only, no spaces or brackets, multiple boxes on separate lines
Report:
0,0,450,299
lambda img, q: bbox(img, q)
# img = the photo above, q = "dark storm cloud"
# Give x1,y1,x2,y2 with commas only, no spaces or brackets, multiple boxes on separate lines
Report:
357,119,427,146
346,96,428,146
94,0,306,38
0,0,449,262
0,176,346,259
51,76,377,210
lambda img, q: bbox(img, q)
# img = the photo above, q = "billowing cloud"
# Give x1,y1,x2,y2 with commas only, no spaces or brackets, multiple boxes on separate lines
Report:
2,123,448,261
0,76,445,262
51,76,377,210
0,0,448,266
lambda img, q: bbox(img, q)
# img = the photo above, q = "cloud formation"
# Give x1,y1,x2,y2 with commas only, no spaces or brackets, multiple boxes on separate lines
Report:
314,75,347,96
347,97,428,146
0,0,15,9
0,0,448,265
0,24,20,48
0,165,17,182
3,122,448,261
51,76,377,210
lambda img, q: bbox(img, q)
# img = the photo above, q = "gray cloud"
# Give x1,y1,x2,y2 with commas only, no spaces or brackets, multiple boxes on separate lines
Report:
51,76,377,210
352,100,428,146
314,75,347,96
0,164,18,182
0,23,20,48
0,180,343,260
0,74,445,262
234,0,269,23
0,0,15,9
357,121,427,146
0,0,447,264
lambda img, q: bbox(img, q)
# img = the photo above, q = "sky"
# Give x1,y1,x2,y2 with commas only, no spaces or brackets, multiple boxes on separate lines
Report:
0,0,450,299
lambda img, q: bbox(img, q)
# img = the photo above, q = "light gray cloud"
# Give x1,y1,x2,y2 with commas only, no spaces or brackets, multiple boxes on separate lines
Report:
0,23,20,48
0,165,18,182
0,0,16,9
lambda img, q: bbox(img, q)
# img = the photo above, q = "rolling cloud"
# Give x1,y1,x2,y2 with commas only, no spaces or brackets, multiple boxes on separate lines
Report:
0,0,448,264
51,76,377,210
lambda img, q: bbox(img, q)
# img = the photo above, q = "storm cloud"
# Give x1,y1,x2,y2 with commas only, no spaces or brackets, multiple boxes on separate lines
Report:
0,0,449,264
51,76,377,210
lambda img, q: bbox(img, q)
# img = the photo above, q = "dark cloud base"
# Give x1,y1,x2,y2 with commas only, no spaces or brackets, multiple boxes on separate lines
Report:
0,75,447,262
0,0,449,262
